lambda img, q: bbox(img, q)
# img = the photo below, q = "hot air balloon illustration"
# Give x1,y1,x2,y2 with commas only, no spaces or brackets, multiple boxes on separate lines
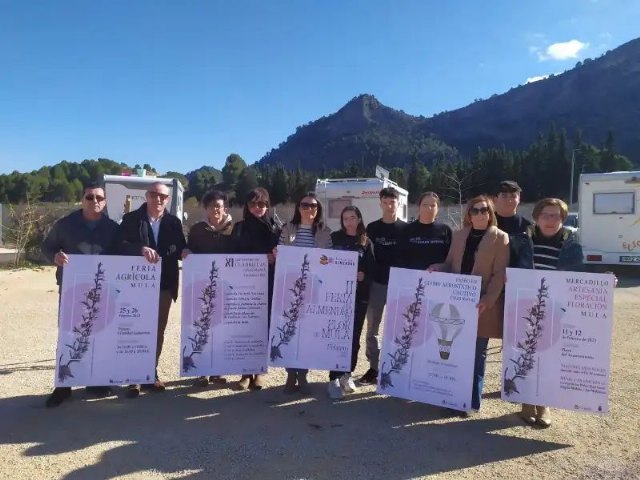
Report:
429,302,466,360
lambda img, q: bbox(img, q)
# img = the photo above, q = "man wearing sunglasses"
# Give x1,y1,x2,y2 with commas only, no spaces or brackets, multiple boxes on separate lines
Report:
117,181,186,398
42,182,120,407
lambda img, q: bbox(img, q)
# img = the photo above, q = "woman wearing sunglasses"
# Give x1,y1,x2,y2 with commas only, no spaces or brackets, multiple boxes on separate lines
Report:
231,187,281,390
430,194,509,415
277,191,332,394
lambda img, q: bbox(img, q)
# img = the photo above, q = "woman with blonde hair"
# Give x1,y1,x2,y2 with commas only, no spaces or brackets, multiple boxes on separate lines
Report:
431,194,510,415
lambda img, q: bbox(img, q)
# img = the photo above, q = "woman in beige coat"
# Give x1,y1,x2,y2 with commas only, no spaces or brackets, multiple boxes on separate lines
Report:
432,194,509,415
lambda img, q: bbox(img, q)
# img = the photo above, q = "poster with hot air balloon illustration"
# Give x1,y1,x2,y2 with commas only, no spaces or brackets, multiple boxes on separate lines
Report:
502,268,614,414
377,268,480,411
55,255,160,387
269,246,358,370
180,254,269,377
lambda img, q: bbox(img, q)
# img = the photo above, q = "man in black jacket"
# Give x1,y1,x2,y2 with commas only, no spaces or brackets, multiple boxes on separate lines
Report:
42,182,119,407
117,181,186,398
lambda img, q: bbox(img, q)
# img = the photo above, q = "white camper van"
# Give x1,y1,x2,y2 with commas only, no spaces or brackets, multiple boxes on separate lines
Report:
101,174,184,223
578,171,640,265
315,174,409,232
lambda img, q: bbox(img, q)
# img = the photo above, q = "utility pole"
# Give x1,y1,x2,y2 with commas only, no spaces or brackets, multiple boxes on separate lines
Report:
569,149,579,208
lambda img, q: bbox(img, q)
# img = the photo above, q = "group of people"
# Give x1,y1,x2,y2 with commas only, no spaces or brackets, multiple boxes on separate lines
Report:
43,178,586,429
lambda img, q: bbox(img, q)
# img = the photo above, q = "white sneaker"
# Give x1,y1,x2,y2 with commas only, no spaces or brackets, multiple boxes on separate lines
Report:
339,373,357,394
327,379,344,400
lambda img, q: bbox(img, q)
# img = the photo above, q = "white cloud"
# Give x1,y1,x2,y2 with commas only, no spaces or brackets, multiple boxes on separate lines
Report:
547,40,589,59
526,75,549,83
530,39,589,61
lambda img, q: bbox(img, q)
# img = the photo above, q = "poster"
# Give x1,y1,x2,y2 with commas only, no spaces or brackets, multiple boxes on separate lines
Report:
181,254,269,376
502,268,614,413
55,255,160,387
269,245,358,370
377,268,481,411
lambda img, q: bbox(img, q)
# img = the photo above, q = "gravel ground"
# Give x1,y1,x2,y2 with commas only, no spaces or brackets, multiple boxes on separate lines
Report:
0,267,638,480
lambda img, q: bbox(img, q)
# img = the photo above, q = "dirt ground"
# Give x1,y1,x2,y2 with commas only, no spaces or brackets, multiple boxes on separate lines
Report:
0,267,638,480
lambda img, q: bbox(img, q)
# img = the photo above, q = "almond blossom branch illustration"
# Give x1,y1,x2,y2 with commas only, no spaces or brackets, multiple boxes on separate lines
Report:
58,262,105,382
183,261,219,373
270,254,310,361
380,278,425,389
503,277,548,396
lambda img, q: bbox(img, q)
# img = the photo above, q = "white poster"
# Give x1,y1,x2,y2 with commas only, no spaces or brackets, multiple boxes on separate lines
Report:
269,245,358,370
502,268,614,413
377,268,481,411
181,254,269,376
55,255,160,387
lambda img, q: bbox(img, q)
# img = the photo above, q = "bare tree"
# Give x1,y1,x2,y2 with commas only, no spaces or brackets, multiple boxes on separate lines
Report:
5,198,48,266
441,167,480,229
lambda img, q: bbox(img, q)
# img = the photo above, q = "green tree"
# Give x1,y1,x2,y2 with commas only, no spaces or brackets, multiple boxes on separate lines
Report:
222,153,247,188
270,166,289,205
234,167,259,204
407,161,430,203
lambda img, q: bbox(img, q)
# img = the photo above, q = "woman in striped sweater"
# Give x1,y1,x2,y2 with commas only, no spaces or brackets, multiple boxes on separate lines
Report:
277,192,332,394
512,197,583,427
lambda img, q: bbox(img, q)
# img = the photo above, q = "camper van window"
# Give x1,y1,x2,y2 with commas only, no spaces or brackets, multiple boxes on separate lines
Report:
329,199,352,218
593,192,635,214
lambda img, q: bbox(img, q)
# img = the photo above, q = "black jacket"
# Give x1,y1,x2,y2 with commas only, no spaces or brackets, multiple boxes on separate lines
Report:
117,204,186,300
41,209,119,286
330,230,375,302
231,214,280,255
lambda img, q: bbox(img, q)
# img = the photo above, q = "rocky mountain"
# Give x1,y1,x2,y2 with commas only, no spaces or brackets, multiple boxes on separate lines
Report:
259,37,640,170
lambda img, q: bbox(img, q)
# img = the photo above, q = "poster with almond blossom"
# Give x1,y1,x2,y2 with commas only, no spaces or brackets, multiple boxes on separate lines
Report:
55,255,160,387
269,246,358,370
181,254,269,377
502,268,614,413
377,268,480,412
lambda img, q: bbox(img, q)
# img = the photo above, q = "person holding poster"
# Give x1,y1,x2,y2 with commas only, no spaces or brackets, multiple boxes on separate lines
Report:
117,182,186,398
360,187,407,385
277,191,332,394
511,197,584,427
41,182,119,407
230,187,281,390
183,190,234,388
431,195,509,415
326,206,374,399
401,191,451,270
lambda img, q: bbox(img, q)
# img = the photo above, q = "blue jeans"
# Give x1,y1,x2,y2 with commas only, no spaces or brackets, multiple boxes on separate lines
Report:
472,336,490,410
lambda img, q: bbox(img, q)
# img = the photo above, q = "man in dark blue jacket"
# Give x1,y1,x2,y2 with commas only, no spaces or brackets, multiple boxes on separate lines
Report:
42,182,119,407
117,182,186,398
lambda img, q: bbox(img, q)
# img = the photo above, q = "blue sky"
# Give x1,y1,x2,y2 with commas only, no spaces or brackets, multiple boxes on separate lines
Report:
0,0,638,175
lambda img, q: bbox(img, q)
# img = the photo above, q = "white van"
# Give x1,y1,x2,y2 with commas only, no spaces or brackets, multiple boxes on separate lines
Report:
578,171,640,265
101,174,184,223
315,176,409,232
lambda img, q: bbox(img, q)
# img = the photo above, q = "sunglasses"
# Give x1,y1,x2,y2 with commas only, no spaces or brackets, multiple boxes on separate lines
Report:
469,206,490,216
249,201,268,209
84,194,105,202
148,191,169,201
300,202,318,210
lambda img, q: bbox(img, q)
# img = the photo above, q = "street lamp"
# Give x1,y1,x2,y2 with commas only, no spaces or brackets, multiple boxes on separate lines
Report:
569,149,580,209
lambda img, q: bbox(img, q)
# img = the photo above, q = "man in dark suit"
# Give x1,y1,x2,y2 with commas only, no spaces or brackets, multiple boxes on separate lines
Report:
117,181,186,398
42,182,119,407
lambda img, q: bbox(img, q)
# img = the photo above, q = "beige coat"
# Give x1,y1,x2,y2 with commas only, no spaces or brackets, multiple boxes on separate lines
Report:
438,225,509,338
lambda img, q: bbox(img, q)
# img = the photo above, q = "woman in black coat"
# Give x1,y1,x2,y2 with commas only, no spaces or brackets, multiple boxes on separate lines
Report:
230,187,281,390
